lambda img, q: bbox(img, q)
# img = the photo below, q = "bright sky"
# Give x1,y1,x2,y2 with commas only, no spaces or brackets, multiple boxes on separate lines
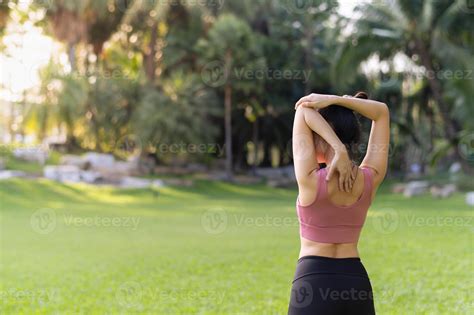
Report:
338,0,369,18
0,4,60,103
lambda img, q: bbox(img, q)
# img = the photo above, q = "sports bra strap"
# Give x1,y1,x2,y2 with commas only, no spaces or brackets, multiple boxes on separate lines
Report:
316,168,328,201
361,167,374,199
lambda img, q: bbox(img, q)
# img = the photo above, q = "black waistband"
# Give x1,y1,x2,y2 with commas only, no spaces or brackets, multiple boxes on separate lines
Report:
298,255,361,263
293,255,368,282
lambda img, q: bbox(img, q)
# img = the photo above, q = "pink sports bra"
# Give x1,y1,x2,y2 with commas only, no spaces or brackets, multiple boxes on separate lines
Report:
296,167,374,244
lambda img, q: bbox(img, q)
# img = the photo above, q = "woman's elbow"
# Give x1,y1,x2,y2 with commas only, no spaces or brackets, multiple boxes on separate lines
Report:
378,103,390,120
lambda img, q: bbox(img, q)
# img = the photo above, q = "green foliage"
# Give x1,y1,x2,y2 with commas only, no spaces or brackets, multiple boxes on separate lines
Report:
84,75,140,151
196,13,266,93
133,72,220,162
29,61,89,141
6,0,473,171
332,0,473,170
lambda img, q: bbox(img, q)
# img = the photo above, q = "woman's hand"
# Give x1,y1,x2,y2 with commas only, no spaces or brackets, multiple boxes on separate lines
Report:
326,149,357,192
294,93,339,110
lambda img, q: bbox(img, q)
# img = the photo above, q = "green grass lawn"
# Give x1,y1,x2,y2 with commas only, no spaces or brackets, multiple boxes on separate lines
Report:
0,178,472,314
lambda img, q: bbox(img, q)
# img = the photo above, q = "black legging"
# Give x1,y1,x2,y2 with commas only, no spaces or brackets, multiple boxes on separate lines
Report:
288,256,376,315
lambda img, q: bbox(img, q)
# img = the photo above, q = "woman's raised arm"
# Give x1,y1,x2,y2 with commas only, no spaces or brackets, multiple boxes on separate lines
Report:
336,96,390,185
293,107,355,192
296,93,390,186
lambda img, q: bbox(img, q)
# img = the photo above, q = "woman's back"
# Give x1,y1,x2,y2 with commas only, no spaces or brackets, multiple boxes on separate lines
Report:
297,166,375,258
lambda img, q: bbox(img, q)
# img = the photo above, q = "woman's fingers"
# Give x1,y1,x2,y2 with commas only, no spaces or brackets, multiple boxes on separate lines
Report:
344,174,348,192
338,172,344,192
326,164,335,181
295,95,311,108
346,173,352,192
295,102,314,110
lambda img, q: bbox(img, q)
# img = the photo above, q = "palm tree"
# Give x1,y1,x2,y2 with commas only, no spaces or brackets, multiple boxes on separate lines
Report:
196,14,265,180
41,0,129,70
333,0,473,153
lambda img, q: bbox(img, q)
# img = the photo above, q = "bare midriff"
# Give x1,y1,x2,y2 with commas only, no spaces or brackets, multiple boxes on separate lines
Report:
299,237,359,258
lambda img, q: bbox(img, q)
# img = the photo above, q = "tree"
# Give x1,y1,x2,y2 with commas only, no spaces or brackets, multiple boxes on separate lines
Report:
196,14,265,179
133,72,220,164
38,0,129,70
332,0,473,164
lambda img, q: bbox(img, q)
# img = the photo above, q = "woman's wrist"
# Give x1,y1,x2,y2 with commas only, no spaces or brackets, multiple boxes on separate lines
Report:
333,143,349,156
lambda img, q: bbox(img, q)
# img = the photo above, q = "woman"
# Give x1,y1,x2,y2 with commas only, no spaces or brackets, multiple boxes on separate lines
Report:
288,92,390,315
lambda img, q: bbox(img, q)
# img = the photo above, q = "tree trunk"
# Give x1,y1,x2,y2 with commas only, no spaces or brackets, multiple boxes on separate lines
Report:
223,50,234,180
68,42,76,71
304,17,312,94
144,22,158,82
252,118,259,175
224,83,233,180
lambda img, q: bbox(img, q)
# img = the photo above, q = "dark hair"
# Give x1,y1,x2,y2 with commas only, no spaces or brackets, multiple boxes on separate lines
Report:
318,92,367,160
